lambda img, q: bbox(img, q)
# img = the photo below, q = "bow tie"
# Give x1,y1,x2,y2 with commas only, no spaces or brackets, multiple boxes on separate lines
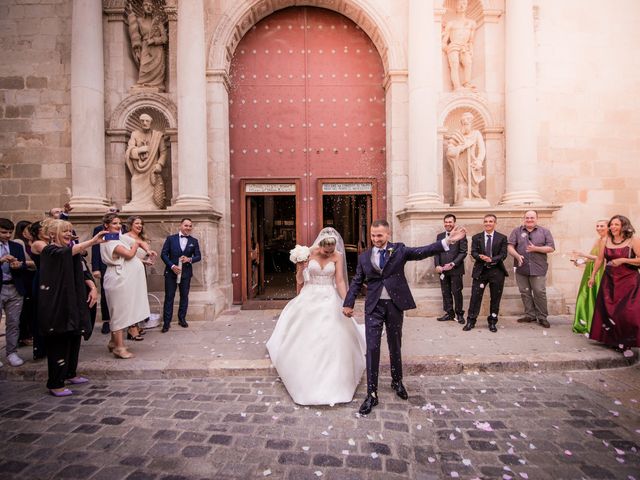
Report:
179,235,188,238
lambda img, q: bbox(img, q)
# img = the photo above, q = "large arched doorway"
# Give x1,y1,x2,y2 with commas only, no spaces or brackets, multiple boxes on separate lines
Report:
229,6,386,305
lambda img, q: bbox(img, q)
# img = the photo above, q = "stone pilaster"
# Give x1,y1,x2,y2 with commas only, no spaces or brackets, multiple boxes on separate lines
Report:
501,0,543,205
70,0,108,210
173,0,211,209
406,0,441,207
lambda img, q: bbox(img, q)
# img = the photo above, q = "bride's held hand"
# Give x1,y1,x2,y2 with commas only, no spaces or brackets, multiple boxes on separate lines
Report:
342,307,354,318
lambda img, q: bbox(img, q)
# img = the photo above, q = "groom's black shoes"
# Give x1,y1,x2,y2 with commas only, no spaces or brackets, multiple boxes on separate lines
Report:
437,313,454,321
359,393,378,415
391,381,409,400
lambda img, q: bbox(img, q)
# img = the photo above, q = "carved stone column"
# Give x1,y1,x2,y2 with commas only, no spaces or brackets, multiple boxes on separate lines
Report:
173,0,211,209
70,0,108,210
501,0,543,205
406,0,441,207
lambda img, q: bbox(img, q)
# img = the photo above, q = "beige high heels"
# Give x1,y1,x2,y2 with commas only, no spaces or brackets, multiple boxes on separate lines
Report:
112,347,134,359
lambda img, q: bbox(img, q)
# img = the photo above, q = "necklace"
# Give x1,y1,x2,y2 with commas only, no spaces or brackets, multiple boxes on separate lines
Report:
611,237,626,246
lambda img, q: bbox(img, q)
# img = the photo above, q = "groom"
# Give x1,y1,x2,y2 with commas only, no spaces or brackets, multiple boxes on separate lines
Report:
343,219,466,415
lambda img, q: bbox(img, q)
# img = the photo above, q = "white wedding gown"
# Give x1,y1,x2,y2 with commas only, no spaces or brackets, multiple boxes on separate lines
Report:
266,259,366,405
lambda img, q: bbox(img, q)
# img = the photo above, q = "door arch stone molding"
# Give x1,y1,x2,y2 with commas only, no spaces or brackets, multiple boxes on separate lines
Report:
206,0,405,75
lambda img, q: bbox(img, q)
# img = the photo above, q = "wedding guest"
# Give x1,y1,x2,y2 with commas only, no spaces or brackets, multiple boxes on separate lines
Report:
124,215,157,339
588,215,640,352
434,214,468,323
508,210,556,328
28,220,50,360
463,214,508,332
0,218,27,367
160,218,201,332
38,219,104,396
100,213,151,359
92,206,119,335
13,220,36,347
571,219,608,334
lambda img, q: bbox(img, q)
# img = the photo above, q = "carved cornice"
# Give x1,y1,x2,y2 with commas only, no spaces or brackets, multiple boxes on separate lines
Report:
397,204,563,222
206,69,231,92
383,70,408,91
103,0,125,21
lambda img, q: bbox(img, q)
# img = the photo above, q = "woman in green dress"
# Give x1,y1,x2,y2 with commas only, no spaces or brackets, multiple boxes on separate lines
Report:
571,220,608,333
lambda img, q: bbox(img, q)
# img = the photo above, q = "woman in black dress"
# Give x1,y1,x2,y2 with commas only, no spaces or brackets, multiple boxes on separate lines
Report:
38,219,105,396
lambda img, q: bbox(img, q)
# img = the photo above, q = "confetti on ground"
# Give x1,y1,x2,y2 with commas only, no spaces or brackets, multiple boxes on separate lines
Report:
263,469,271,476
371,453,378,459
348,438,355,446
314,471,323,477
302,446,310,451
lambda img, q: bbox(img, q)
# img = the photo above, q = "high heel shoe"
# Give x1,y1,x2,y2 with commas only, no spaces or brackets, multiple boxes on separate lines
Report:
107,341,116,352
112,347,134,359
127,327,144,341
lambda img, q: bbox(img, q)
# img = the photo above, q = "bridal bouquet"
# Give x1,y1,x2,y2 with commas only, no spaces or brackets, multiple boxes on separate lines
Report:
289,245,311,264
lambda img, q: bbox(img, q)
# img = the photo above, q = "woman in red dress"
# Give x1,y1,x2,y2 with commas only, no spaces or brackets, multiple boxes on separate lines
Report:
588,215,640,352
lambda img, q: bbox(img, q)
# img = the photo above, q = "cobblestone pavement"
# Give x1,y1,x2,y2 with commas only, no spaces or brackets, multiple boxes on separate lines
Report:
1,368,639,480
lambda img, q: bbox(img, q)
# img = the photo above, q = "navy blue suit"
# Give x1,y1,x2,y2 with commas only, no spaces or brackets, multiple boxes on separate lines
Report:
344,240,445,394
161,233,201,328
0,240,27,296
91,225,110,322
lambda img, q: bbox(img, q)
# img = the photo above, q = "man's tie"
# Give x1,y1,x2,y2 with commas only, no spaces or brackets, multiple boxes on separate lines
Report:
485,234,492,257
379,248,387,269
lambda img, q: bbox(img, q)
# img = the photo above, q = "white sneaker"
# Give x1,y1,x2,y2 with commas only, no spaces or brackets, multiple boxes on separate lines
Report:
7,353,24,367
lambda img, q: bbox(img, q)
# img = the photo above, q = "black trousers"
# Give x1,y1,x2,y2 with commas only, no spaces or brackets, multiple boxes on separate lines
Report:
99,272,110,322
44,333,81,389
439,273,464,316
163,274,192,328
365,299,403,394
467,268,506,322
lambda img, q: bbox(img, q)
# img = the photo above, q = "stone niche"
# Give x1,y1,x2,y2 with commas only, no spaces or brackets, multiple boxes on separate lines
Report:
107,93,178,209
438,98,504,207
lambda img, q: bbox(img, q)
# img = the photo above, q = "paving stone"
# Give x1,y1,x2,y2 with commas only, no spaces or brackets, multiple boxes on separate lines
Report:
386,458,408,474
56,464,99,478
266,438,294,449
72,424,101,434
173,410,199,420
10,432,41,443
312,453,343,467
468,440,499,451
181,445,211,457
345,454,382,470
278,452,311,465
208,434,233,445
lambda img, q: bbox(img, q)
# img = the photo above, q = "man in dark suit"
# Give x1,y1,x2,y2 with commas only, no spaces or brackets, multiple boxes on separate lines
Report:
0,218,27,367
434,214,468,324
343,219,466,415
463,214,508,333
160,218,201,332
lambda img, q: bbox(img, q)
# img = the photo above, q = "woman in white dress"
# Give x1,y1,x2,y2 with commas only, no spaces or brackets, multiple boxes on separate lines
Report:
266,228,366,405
123,215,157,340
100,213,151,359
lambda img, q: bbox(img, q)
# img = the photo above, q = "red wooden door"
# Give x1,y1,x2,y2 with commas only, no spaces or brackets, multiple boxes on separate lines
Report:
229,7,386,303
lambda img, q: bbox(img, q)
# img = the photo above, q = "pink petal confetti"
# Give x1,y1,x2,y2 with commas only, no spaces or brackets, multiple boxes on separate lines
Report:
451,472,459,478
474,421,493,431
615,448,625,455
614,400,622,405
564,450,572,456
624,349,634,358
617,457,625,464
609,410,620,417
428,457,436,463
520,473,529,479
449,433,457,440
529,443,536,450
263,469,272,476
462,459,472,466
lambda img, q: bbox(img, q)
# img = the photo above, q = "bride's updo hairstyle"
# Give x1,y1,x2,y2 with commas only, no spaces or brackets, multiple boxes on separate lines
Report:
319,236,337,248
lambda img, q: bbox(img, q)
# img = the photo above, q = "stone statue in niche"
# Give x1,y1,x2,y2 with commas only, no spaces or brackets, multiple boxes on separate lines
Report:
127,0,167,91
442,0,477,91
445,112,486,204
124,113,167,210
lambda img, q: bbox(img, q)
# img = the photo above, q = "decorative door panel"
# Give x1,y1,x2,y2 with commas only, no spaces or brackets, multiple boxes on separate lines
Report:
230,7,386,303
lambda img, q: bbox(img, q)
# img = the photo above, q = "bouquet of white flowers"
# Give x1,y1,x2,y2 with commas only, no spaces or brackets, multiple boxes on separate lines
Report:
289,245,311,264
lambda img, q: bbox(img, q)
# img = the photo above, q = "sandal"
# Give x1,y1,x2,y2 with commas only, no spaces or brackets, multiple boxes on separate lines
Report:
107,341,116,352
127,327,144,341
112,347,134,359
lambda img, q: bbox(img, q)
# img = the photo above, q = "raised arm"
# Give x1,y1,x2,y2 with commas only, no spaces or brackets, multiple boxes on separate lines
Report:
588,237,607,287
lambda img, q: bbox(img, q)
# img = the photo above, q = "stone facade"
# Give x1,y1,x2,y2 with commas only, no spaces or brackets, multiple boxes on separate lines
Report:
1,0,639,318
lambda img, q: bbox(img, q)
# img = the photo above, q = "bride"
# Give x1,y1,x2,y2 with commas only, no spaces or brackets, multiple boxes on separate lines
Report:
266,227,366,405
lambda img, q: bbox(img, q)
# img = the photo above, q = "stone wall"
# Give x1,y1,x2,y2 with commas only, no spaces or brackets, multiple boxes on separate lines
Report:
0,0,72,220
534,0,640,308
